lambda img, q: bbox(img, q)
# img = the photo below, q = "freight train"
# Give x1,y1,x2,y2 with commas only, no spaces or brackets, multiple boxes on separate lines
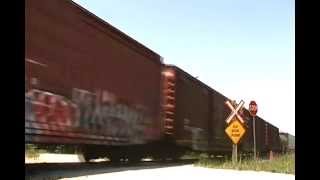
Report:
25,0,288,162
279,132,295,153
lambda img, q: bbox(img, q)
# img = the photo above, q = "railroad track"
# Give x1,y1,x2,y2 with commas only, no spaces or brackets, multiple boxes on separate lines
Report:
25,159,198,180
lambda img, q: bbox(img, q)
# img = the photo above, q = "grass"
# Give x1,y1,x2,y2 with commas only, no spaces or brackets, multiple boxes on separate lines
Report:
195,153,295,175
180,151,209,159
25,144,47,159
25,144,80,158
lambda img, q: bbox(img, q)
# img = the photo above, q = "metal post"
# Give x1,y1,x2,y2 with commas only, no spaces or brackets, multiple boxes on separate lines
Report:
235,144,237,163
232,144,234,163
253,116,256,160
232,144,237,164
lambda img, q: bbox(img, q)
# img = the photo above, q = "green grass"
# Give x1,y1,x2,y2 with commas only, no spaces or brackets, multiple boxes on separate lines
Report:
25,144,80,158
195,153,295,174
180,151,209,159
25,144,47,159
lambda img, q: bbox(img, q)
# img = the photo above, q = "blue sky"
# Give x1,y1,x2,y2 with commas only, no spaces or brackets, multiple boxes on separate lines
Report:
72,0,295,135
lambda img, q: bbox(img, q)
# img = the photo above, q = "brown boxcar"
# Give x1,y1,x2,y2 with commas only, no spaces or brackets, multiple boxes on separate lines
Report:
162,65,236,154
266,122,281,152
252,117,281,155
162,65,211,152
25,0,164,149
208,88,233,153
235,111,281,155
162,65,281,156
237,109,253,153
255,117,268,154
26,0,282,161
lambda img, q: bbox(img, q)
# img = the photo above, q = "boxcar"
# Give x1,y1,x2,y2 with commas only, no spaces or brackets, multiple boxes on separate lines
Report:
280,132,295,153
162,65,282,156
267,123,281,152
162,65,211,152
26,0,164,161
162,65,239,155
26,0,282,161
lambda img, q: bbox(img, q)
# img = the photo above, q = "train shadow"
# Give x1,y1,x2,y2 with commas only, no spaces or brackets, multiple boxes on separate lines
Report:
25,159,197,180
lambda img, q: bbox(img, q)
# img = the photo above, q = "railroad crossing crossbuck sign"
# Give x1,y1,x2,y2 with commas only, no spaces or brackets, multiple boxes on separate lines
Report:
225,100,245,124
225,100,246,144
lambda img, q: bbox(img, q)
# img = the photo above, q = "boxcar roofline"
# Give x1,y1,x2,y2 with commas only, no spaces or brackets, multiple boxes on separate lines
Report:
165,64,275,126
68,0,163,65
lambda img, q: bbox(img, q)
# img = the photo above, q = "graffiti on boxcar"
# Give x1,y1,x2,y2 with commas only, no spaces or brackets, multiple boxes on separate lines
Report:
25,88,152,143
71,88,149,143
25,89,77,128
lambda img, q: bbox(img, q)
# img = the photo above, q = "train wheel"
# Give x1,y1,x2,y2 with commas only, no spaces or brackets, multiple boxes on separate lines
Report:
108,154,122,163
83,152,94,162
128,156,142,163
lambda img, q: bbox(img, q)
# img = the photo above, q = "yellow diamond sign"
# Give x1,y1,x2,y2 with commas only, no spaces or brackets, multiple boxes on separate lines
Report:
225,117,246,144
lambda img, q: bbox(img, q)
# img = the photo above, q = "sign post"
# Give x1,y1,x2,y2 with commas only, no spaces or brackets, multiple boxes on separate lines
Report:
253,116,256,160
232,144,237,164
249,101,258,160
225,100,246,164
